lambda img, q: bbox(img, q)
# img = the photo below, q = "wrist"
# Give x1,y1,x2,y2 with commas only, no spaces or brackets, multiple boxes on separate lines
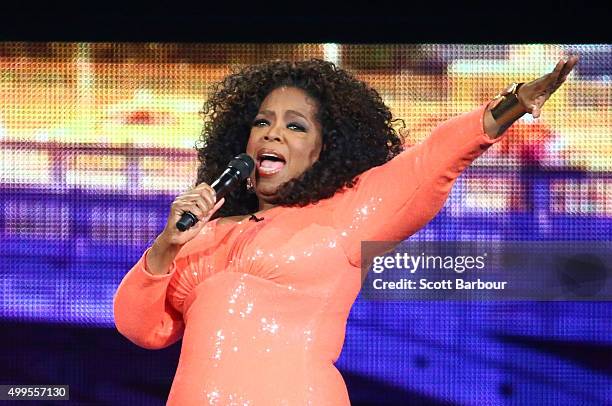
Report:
146,239,181,275
152,235,182,255
489,82,528,136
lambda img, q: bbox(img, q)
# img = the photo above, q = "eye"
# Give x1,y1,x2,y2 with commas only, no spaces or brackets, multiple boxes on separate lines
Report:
252,118,269,127
288,123,306,132
252,119,306,132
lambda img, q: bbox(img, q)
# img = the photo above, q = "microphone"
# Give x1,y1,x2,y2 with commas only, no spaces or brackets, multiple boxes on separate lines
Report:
176,153,255,231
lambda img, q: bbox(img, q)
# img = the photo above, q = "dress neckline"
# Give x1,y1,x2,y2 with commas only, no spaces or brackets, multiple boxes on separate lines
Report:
215,204,286,228
213,191,341,229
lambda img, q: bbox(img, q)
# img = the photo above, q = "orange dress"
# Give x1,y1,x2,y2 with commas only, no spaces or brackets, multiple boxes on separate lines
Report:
113,102,505,405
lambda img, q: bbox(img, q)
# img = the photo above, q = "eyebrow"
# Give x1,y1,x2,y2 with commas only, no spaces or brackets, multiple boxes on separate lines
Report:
258,109,310,122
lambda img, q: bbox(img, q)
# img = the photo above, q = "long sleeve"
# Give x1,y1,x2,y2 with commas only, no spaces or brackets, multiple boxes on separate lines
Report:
332,101,506,266
113,248,185,349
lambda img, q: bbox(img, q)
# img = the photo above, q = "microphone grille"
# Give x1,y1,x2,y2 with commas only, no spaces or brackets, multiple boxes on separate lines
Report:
229,153,255,179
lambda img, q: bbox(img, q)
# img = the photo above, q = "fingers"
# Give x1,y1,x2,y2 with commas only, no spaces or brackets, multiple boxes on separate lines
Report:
212,197,225,211
174,201,205,220
556,54,579,81
530,94,547,119
549,55,578,93
531,99,541,118
536,55,578,97
559,55,579,80
174,183,218,221
522,55,578,120
194,182,217,205
203,198,226,220
182,191,214,213
544,59,566,91
175,195,211,220
552,58,566,75
192,196,212,218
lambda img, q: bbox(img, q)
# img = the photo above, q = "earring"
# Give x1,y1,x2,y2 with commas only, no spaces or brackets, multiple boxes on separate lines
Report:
246,178,255,193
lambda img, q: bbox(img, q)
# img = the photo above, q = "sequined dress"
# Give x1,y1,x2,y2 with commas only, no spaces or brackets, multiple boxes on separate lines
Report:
113,102,504,405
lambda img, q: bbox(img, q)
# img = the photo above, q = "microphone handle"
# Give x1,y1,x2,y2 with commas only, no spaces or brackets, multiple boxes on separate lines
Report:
210,167,240,200
175,168,240,231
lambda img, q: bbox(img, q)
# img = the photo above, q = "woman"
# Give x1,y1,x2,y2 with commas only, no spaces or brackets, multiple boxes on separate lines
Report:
114,56,578,405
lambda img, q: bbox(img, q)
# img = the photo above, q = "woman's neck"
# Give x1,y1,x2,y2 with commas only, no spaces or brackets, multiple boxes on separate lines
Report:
258,200,277,213
217,201,278,226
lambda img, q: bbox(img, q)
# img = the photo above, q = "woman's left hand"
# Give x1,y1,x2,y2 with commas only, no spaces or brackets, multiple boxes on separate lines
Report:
517,54,579,118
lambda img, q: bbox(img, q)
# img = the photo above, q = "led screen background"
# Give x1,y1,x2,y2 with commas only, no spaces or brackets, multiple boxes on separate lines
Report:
1,43,610,404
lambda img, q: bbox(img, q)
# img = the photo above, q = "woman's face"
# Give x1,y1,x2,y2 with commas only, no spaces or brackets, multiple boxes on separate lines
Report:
246,86,323,202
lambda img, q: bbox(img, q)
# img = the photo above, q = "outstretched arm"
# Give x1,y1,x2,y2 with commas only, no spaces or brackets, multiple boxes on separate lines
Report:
332,101,500,266
332,54,579,266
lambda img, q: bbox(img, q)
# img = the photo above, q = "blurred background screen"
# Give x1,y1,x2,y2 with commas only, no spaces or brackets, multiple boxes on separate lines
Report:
1,43,610,405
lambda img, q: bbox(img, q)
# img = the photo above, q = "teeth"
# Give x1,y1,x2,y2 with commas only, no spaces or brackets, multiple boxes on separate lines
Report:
259,153,284,162
257,153,285,175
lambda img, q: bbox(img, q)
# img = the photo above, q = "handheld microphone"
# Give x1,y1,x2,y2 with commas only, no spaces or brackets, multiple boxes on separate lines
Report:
176,153,255,231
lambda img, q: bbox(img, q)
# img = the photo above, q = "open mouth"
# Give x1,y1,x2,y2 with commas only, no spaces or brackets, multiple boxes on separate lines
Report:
257,152,286,176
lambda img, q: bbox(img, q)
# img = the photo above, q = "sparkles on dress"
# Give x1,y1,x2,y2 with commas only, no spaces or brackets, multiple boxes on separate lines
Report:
113,102,505,405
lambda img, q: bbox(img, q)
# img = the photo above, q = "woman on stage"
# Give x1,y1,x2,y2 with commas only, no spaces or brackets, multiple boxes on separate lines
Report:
114,56,578,405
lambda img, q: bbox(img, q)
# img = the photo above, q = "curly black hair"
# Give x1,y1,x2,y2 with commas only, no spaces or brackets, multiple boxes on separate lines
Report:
195,58,406,219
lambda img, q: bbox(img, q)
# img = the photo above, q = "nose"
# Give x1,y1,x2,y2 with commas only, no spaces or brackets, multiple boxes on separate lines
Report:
262,124,283,143
263,133,281,142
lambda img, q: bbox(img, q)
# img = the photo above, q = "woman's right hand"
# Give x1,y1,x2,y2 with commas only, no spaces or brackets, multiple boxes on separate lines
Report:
157,182,225,248
144,183,224,275
146,183,225,275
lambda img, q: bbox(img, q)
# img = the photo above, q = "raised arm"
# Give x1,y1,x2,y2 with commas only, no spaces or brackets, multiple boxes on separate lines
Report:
332,55,578,267
332,101,502,266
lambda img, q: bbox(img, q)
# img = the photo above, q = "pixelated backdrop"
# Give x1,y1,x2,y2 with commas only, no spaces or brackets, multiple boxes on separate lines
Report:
1,43,610,404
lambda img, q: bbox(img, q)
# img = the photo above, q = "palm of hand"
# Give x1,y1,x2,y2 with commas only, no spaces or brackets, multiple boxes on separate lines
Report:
518,55,579,118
